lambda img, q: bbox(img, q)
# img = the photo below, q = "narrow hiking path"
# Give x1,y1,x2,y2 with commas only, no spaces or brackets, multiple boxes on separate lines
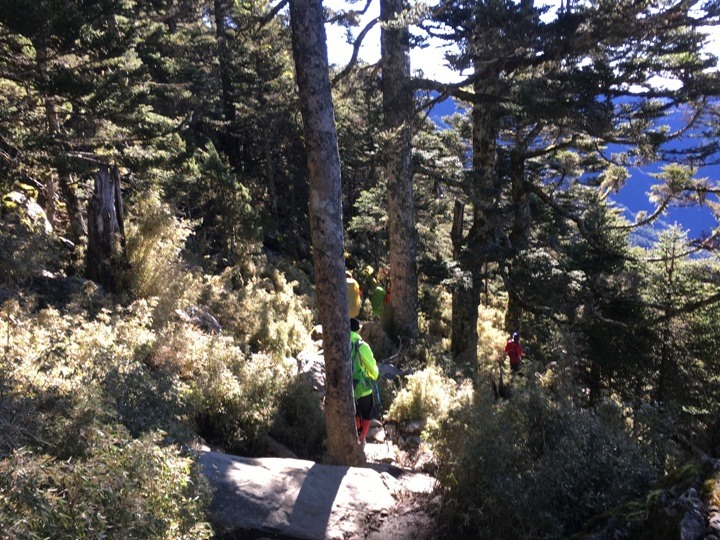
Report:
362,445,440,540
196,324,443,539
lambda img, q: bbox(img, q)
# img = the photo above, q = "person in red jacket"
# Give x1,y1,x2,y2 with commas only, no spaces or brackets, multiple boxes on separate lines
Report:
504,332,523,373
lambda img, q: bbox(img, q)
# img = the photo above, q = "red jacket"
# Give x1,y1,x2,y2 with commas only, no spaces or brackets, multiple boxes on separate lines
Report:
504,340,523,366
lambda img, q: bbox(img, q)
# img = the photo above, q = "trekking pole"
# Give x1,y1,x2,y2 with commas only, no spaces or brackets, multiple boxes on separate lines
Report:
373,379,392,451
373,379,384,423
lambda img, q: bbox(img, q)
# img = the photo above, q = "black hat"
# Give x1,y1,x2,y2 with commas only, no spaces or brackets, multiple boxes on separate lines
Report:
350,318,360,332
512,332,519,341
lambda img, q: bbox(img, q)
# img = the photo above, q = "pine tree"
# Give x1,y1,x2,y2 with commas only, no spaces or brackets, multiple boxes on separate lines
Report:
424,0,720,364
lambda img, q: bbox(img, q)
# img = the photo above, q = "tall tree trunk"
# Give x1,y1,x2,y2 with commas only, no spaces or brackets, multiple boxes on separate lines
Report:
451,201,480,364
263,130,279,233
381,0,418,341
589,360,601,406
451,93,500,364
213,0,242,174
289,0,364,467
86,166,127,293
505,148,531,332
657,239,677,404
38,45,86,242
45,171,56,229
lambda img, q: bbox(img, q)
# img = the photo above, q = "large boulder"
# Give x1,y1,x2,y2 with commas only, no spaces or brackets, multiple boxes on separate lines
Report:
296,340,326,399
201,451,398,540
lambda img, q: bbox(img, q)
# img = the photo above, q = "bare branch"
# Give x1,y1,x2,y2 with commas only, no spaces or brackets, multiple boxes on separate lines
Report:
413,76,504,106
645,291,720,326
257,0,289,28
331,17,379,87
413,161,463,189
326,0,374,24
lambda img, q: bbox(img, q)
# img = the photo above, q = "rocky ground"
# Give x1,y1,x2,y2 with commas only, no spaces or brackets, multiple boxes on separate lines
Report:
361,440,440,540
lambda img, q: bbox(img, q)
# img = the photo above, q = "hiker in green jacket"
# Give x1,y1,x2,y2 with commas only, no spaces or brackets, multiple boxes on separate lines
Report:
350,317,379,445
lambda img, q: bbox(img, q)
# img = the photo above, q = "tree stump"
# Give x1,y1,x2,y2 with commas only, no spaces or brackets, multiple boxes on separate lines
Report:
85,166,127,293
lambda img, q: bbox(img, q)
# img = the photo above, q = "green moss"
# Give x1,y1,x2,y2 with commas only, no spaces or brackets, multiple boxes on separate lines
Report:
579,460,720,540
656,462,701,491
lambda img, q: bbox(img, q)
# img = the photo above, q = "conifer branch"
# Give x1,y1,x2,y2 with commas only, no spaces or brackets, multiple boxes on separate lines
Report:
257,0,289,28
331,17,379,87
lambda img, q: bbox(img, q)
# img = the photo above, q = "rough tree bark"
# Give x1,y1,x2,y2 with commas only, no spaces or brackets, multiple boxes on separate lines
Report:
450,200,480,365
450,93,501,365
213,0,242,174
289,0,365,467
85,166,127,293
504,147,532,333
381,0,418,342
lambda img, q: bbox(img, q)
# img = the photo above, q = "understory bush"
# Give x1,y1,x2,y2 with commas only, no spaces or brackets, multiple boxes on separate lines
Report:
387,365,473,434
0,434,212,540
269,378,327,461
0,195,323,536
125,190,200,326
436,375,658,539
184,329,297,455
0,301,212,538
476,300,508,367
200,261,314,359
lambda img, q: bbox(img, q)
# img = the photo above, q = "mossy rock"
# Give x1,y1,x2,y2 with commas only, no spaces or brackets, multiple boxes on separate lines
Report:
578,460,717,539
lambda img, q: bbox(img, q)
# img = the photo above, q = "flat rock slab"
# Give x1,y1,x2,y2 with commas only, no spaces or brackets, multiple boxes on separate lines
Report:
200,451,399,540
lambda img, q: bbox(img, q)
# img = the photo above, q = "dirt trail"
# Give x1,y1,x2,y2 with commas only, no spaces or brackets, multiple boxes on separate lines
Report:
360,442,440,540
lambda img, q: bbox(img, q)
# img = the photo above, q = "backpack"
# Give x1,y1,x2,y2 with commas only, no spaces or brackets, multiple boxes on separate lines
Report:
350,339,372,396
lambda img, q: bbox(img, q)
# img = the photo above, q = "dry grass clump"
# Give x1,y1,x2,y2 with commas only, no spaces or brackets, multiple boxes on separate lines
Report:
477,301,507,367
125,190,200,326
124,188,313,359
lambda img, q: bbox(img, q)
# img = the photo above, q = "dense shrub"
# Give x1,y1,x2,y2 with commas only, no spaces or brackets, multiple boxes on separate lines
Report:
200,261,314,359
387,366,473,433
0,301,212,538
125,190,200,326
0,434,212,540
269,378,327,461
476,301,508,366
0,178,347,537
185,330,297,454
435,375,658,539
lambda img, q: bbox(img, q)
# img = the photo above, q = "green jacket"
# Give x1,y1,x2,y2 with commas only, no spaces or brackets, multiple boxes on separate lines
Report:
350,331,378,399
369,286,387,317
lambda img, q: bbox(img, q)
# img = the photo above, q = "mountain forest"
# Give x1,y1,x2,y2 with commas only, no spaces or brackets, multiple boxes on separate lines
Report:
2,0,720,538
